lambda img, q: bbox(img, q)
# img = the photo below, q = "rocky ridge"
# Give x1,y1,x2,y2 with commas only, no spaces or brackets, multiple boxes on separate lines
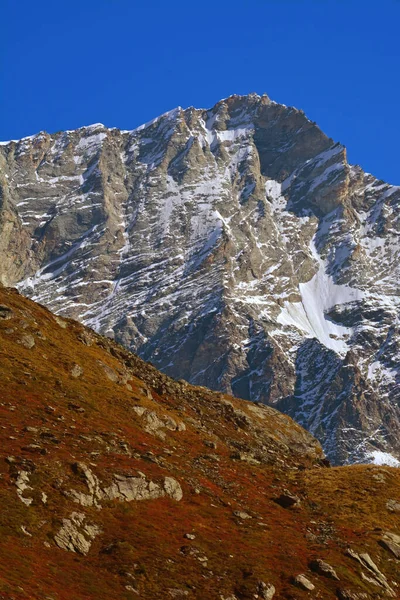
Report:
0,93,399,463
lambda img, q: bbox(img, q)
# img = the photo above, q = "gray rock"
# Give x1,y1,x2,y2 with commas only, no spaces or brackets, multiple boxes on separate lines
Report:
233,510,252,520
70,364,83,378
275,490,300,508
310,558,339,580
386,499,400,513
336,591,370,600
132,406,185,439
346,548,395,597
22,444,46,454
15,470,33,506
0,305,13,320
54,512,101,555
68,462,102,507
66,462,183,505
379,531,400,559
99,361,119,382
19,334,35,349
163,476,183,501
292,574,315,591
54,316,68,329
257,581,275,599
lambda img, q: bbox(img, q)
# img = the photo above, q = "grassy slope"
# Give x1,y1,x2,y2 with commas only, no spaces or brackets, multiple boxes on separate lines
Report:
0,286,399,600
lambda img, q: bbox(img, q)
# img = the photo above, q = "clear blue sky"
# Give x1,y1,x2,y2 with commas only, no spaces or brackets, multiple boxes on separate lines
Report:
2,0,399,184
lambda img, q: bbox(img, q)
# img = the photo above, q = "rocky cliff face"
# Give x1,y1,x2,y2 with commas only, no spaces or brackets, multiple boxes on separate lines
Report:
0,93,399,464
2,285,400,600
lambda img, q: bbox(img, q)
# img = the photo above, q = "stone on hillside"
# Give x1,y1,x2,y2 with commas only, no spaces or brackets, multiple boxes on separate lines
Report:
310,558,339,580
0,305,13,319
15,470,33,506
233,510,252,520
67,462,183,505
386,499,400,513
257,581,275,599
24,426,39,433
292,574,315,591
336,590,370,600
100,362,119,382
132,406,185,439
70,364,83,378
19,334,35,349
346,548,395,596
275,490,300,508
203,440,217,449
163,477,183,501
69,462,102,507
54,316,68,329
379,531,400,559
54,512,101,555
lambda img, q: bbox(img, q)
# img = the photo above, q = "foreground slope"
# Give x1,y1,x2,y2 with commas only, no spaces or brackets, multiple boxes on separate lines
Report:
0,94,399,463
1,286,400,599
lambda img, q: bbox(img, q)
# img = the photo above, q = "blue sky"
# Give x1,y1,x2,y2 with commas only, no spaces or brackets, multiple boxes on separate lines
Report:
2,0,399,184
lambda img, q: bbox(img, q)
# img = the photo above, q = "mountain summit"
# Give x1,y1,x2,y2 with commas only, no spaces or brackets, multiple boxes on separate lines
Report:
0,93,399,463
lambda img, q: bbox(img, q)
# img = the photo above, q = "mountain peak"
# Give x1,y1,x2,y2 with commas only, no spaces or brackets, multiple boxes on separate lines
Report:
0,95,399,466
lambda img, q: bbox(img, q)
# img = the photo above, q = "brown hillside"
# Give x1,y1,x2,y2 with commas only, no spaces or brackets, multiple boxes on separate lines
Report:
0,285,399,599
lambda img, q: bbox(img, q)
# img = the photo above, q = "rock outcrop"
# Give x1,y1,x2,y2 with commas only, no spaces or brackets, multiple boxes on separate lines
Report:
66,462,183,506
54,512,101,555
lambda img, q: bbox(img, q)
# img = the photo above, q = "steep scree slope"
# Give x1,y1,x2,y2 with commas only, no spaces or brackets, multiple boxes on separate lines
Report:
1,286,400,599
0,93,399,463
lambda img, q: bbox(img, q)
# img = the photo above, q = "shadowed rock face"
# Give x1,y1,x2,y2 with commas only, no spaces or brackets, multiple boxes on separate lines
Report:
0,93,399,464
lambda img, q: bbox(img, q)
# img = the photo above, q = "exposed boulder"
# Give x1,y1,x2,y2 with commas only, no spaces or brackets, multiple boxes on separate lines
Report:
70,364,83,378
275,490,301,508
346,548,395,597
66,462,183,506
0,304,13,319
132,406,186,439
15,470,33,506
163,476,183,501
257,581,275,599
54,512,101,555
379,531,400,559
310,558,340,580
19,334,35,349
386,499,400,513
336,590,370,600
292,574,315,591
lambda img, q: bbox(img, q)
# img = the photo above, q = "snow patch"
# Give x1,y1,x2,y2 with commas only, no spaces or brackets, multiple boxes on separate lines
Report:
277,240,364,356
366,451,400,467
